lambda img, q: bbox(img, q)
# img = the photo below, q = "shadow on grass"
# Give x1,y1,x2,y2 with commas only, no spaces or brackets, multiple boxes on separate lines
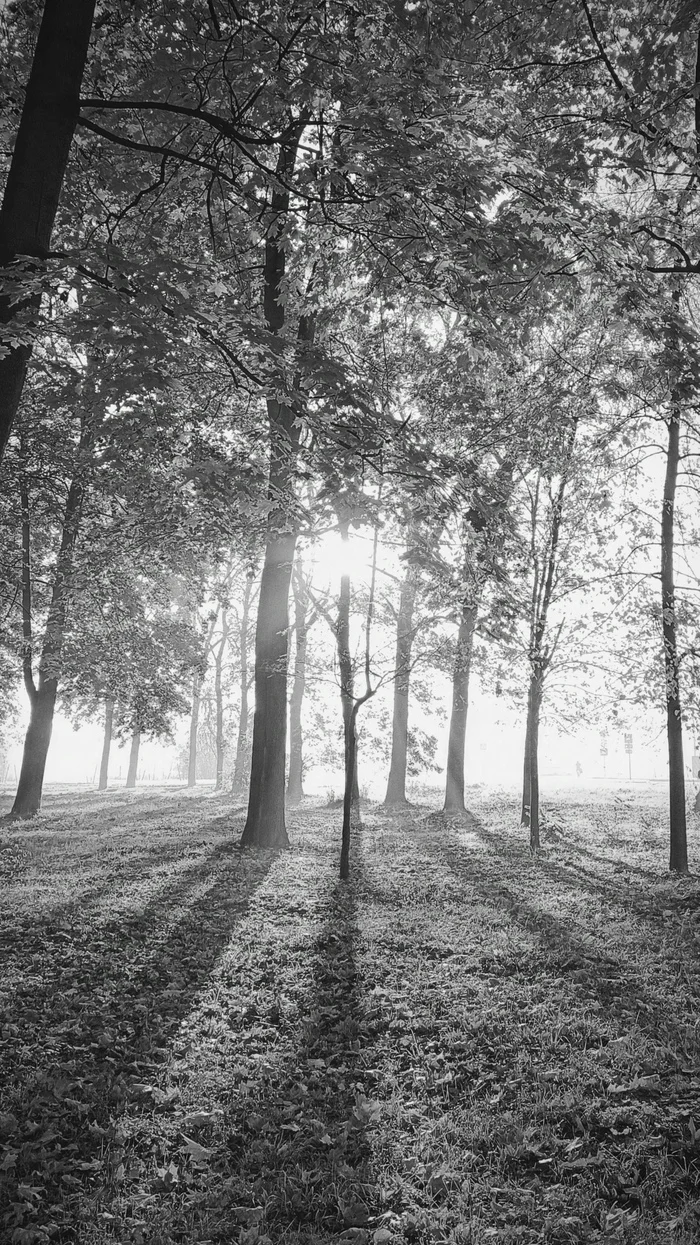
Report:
432,815,696,1053
218,848,378,1242
0,809,278,1243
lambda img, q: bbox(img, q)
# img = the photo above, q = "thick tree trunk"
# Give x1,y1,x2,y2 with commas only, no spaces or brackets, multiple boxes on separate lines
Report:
0,0,97,460
98,696,114,791
443,600,477,813
126,730,140,789
662,396,688,872
11,686,56,817
384,566,418,806
336,519,360,805
287,570,308,805
241,514,295,846
214,611,229,790
188,671,202,787
241,126,310,849
232,574,254,797
12,423,89,817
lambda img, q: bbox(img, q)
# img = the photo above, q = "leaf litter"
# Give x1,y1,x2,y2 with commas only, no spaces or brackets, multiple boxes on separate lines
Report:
0,782,699,1244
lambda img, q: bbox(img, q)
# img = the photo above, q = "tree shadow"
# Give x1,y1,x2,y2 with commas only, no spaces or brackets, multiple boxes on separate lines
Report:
0,817,279,1241
432,817,697,1054
216,841,379,1242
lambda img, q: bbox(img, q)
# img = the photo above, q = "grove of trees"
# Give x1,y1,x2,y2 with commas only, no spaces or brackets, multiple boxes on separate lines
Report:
1,0,700,872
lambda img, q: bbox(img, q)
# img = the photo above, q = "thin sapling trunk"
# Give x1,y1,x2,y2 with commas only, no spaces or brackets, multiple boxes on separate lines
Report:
384,563,418,807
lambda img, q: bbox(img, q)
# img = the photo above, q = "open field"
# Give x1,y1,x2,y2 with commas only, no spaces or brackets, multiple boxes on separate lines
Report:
1,784,700,1244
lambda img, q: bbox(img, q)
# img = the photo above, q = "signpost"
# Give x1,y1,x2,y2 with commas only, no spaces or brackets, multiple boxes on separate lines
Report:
624,733,633,780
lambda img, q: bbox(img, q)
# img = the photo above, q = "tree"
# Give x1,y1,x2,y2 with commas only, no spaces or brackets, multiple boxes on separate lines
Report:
384,560,420,807
287,559,318,805
0,0,97,460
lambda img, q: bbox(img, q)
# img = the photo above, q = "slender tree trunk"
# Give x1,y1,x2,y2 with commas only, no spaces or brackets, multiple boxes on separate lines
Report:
188,605,220,789
663,389,688,872
232,574,254,797
336,519,360,804
340,701,361,880
527,674,543,851
11,422,90,817
521,682,533,826
241,126,311,849
188,671,202,787
287,569,309,805
0,0,97,460
214,611,229,791
98,696,114,791
443,600,477,813
384,565,418,806
126,730,140,789
339,509,380,879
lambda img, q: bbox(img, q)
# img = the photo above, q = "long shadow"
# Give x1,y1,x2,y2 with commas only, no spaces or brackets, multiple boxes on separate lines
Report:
432,818,698,1053
0,817,279,1242
443,809,671,914
217,845,377,1241
0,795,250,930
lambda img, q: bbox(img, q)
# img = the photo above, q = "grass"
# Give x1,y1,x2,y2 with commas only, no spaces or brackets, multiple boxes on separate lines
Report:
1,782,700,1244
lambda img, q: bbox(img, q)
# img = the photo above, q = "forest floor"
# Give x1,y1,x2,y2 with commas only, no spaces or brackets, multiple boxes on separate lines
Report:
1,783,700,1245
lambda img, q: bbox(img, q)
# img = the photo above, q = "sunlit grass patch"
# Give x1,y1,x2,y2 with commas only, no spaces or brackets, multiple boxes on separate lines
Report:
1,785,700,1243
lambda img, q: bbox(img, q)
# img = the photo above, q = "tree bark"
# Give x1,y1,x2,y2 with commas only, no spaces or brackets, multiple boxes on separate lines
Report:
232,572,254,797
287,567,309,804
526,673,543,851
126,729,140,789
241,125,312,849
188,671,202,787
384,564,418,806
520,681,533,827
214,610,229,790
443,600,477,813
98,696,114,791
12,420,90,817
0,0,97,461
663,390,688,872
336,519,360,804
340,700,361,880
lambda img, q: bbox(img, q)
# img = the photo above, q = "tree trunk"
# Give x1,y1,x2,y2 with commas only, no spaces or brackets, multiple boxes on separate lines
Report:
384,565,418,806
11,421,90,817
98,696,114,791
663,391,688,872
11,686,56,817
526,674,543,851
241,125,310,849
126,730,140,789
287,569,309,805
232,573,254,797
521,681,533,827
340,701,361,880
214,611,229,790
188,671,202,787
443,600,477,813
0,0,97,461
337,519,360,804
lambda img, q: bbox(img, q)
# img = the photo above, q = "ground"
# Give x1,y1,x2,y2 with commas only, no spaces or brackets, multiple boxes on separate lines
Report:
1,782,700,1245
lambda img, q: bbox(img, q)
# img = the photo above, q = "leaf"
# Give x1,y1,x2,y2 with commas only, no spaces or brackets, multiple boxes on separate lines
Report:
180,1133,212,1164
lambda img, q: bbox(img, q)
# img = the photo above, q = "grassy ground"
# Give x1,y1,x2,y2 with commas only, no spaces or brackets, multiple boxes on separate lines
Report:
1,783,700,1245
